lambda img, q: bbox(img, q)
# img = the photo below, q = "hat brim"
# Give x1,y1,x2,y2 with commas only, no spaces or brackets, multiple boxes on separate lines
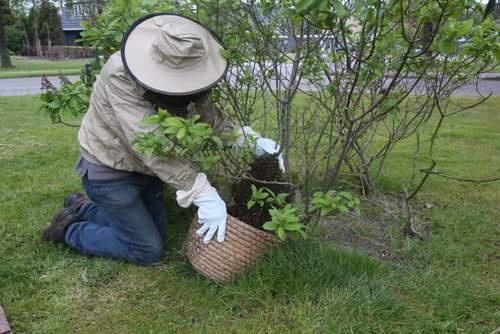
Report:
121,14,228,96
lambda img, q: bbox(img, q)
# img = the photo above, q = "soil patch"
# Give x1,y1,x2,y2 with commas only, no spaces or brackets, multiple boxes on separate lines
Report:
320,193,424,262
228,154,291,229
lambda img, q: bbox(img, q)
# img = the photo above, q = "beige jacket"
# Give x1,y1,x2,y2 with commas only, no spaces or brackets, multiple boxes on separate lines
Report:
78,52,233,191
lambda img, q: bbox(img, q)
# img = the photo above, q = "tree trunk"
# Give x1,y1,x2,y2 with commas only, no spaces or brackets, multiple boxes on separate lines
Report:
483,0,496,19
35,36,42,57
46,26,51,58
280,101,292,173
0,23,13,68
32,0,41,57
23,30,29,55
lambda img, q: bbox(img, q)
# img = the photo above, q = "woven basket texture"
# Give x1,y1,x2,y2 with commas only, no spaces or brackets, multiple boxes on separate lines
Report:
185,215,277,283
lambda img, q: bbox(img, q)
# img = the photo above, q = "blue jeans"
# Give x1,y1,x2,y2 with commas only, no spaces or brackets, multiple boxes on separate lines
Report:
65,173,166,266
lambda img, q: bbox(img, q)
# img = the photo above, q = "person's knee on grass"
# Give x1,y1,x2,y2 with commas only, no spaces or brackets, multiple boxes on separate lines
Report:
129,237,164,266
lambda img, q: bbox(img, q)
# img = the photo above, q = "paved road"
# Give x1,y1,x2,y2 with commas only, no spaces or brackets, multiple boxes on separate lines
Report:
0,75,80,96
453,79,500,96
0,75,498,96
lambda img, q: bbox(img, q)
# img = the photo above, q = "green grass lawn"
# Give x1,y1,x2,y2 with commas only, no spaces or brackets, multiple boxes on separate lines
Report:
0,96,499,333
0,57,90,79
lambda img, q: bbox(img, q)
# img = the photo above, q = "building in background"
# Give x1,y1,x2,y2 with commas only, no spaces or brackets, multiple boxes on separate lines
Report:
60,4,84,46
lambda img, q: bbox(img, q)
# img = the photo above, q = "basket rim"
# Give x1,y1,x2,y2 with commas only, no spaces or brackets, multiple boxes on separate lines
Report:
194,213,277,241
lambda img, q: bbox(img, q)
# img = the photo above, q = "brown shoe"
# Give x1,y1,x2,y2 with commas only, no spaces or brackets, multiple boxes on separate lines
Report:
42,208,78,242
63,192,89,212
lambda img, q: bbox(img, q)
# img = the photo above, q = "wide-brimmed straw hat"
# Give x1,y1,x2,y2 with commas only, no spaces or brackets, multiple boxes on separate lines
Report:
121,13,228,96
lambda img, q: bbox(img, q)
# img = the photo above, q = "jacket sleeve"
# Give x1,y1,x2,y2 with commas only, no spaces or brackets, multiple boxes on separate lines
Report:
104,71,198,191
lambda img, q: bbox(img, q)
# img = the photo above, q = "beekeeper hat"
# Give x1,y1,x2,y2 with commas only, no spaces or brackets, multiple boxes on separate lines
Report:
121,13,228,96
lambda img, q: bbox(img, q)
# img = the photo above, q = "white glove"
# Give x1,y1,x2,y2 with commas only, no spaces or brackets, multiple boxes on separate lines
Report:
176,173,227,244
192,193,227,244
236,126,285,172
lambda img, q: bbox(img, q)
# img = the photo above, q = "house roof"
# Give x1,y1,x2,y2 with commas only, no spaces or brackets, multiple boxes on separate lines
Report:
61,10,84,31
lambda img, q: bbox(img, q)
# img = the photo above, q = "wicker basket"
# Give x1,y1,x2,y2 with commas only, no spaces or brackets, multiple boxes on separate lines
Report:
184,215,277,283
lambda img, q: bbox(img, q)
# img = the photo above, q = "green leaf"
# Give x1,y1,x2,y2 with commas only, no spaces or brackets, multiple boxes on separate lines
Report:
190,122,209,134
297,229,308,239
114,32,122,43
139,115,160,127
277,227,286,240
176,127,186,140
164,127,178,135
144,147,154,155
461,19,474,35
296,0,318,13
263,221,278,231
247,200,256,209
438,38,455,54
334,1,348,18
339,205,349,213
338,191,353,199
212,136,223,148
276,193,288,205
162,117,185,129
48,101,61,109
320,208,330,216
284,222,305,231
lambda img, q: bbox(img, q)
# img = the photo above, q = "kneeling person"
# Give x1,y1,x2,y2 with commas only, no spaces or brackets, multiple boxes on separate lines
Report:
42,14,282,266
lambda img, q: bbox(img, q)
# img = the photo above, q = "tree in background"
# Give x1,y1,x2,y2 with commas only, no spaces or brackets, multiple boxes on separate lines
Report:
38,0,63,47
3,0,65,57
4,0,30,56
494,0,500,19
9,0,27,15
26,5,41,55
483,0,497,19
0,0,15,67
23,0,63,55
6,18,26,53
